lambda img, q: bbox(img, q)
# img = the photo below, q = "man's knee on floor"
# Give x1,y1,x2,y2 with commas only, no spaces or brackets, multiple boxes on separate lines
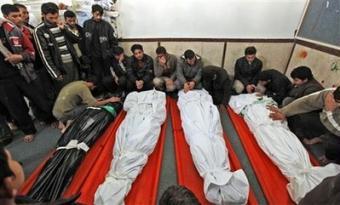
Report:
166,83,176,92
323,134,340,162
233,80,245,94
153,77,165,90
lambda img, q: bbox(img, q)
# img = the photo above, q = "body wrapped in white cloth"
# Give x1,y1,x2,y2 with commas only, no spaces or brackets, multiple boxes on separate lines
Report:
94,90,166,205
229,94,340,203
178,90,249,204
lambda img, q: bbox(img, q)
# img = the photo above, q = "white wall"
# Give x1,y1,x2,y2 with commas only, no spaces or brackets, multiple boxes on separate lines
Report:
118,0,307,39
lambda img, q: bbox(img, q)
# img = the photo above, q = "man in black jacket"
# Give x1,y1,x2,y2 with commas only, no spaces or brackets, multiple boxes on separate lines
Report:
34,2,79,92
64,10,88,79
126,44,154,92
202,66,232,105
83,4,118,85
256,69,292,105
233,46,263,94
102,46,128,95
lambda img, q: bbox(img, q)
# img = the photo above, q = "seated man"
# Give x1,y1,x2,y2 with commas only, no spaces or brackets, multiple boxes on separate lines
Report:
202,66,232,105
256,69,292,105
269,87,340,164
176,49,203,93
233,46,263,94
126,44,154,92
153,46,177,92
102,46,128,95
52,79,121,133
282,66,323,106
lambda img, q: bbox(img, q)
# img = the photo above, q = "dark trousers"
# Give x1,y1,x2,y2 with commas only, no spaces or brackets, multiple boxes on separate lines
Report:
91,57,111,82
102,75,127,95
54,62,80,93
287,110,328,139
203,79,232,105
322,133,340,163
126,80,153,93
90,57,112,96
0,102,13,123
29,70,55,123
0,76,51,135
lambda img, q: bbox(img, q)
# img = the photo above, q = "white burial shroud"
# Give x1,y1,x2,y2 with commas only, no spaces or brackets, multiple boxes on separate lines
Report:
178,90,250,205
229,94,340,203
94,90,166,205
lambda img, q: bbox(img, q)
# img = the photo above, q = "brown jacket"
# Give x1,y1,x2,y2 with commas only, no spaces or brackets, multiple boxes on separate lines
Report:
154,53,177,80
285,78,323,103
281,88,340,136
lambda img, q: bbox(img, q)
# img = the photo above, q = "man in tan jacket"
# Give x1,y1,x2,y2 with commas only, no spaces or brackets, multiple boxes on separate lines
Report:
269,86,340,163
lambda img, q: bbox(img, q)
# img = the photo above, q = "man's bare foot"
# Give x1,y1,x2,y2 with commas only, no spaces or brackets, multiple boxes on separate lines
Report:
60,120,73,134
57,121,66,133
7,122,18,131
51,121,59,129
23,134,34,143
303,137,322,145
61,127,67,134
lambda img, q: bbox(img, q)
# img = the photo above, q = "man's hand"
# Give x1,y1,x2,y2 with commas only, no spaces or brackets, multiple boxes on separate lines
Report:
5,54,23,64
118,54,125,62
188,81,195,90
246,84,256,93
184,82,190,93
267,105,286,121
325,92,337,112
136,80,144,90
159,56,166,65
109,96,121,103
57,20,65,29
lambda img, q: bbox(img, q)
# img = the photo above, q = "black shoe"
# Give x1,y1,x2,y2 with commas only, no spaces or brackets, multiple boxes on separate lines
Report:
0,136,13,146
0,120,14,146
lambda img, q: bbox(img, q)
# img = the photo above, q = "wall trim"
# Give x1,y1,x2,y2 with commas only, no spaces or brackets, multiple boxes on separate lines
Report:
295,39,340,57
119,38,295,43
221,42,227,68
284,42,297,75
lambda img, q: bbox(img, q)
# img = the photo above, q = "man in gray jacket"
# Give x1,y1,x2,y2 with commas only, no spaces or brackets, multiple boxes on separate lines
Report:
282,66,323,106
153,46,177,92
269,87,340,164
175,49,203,93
